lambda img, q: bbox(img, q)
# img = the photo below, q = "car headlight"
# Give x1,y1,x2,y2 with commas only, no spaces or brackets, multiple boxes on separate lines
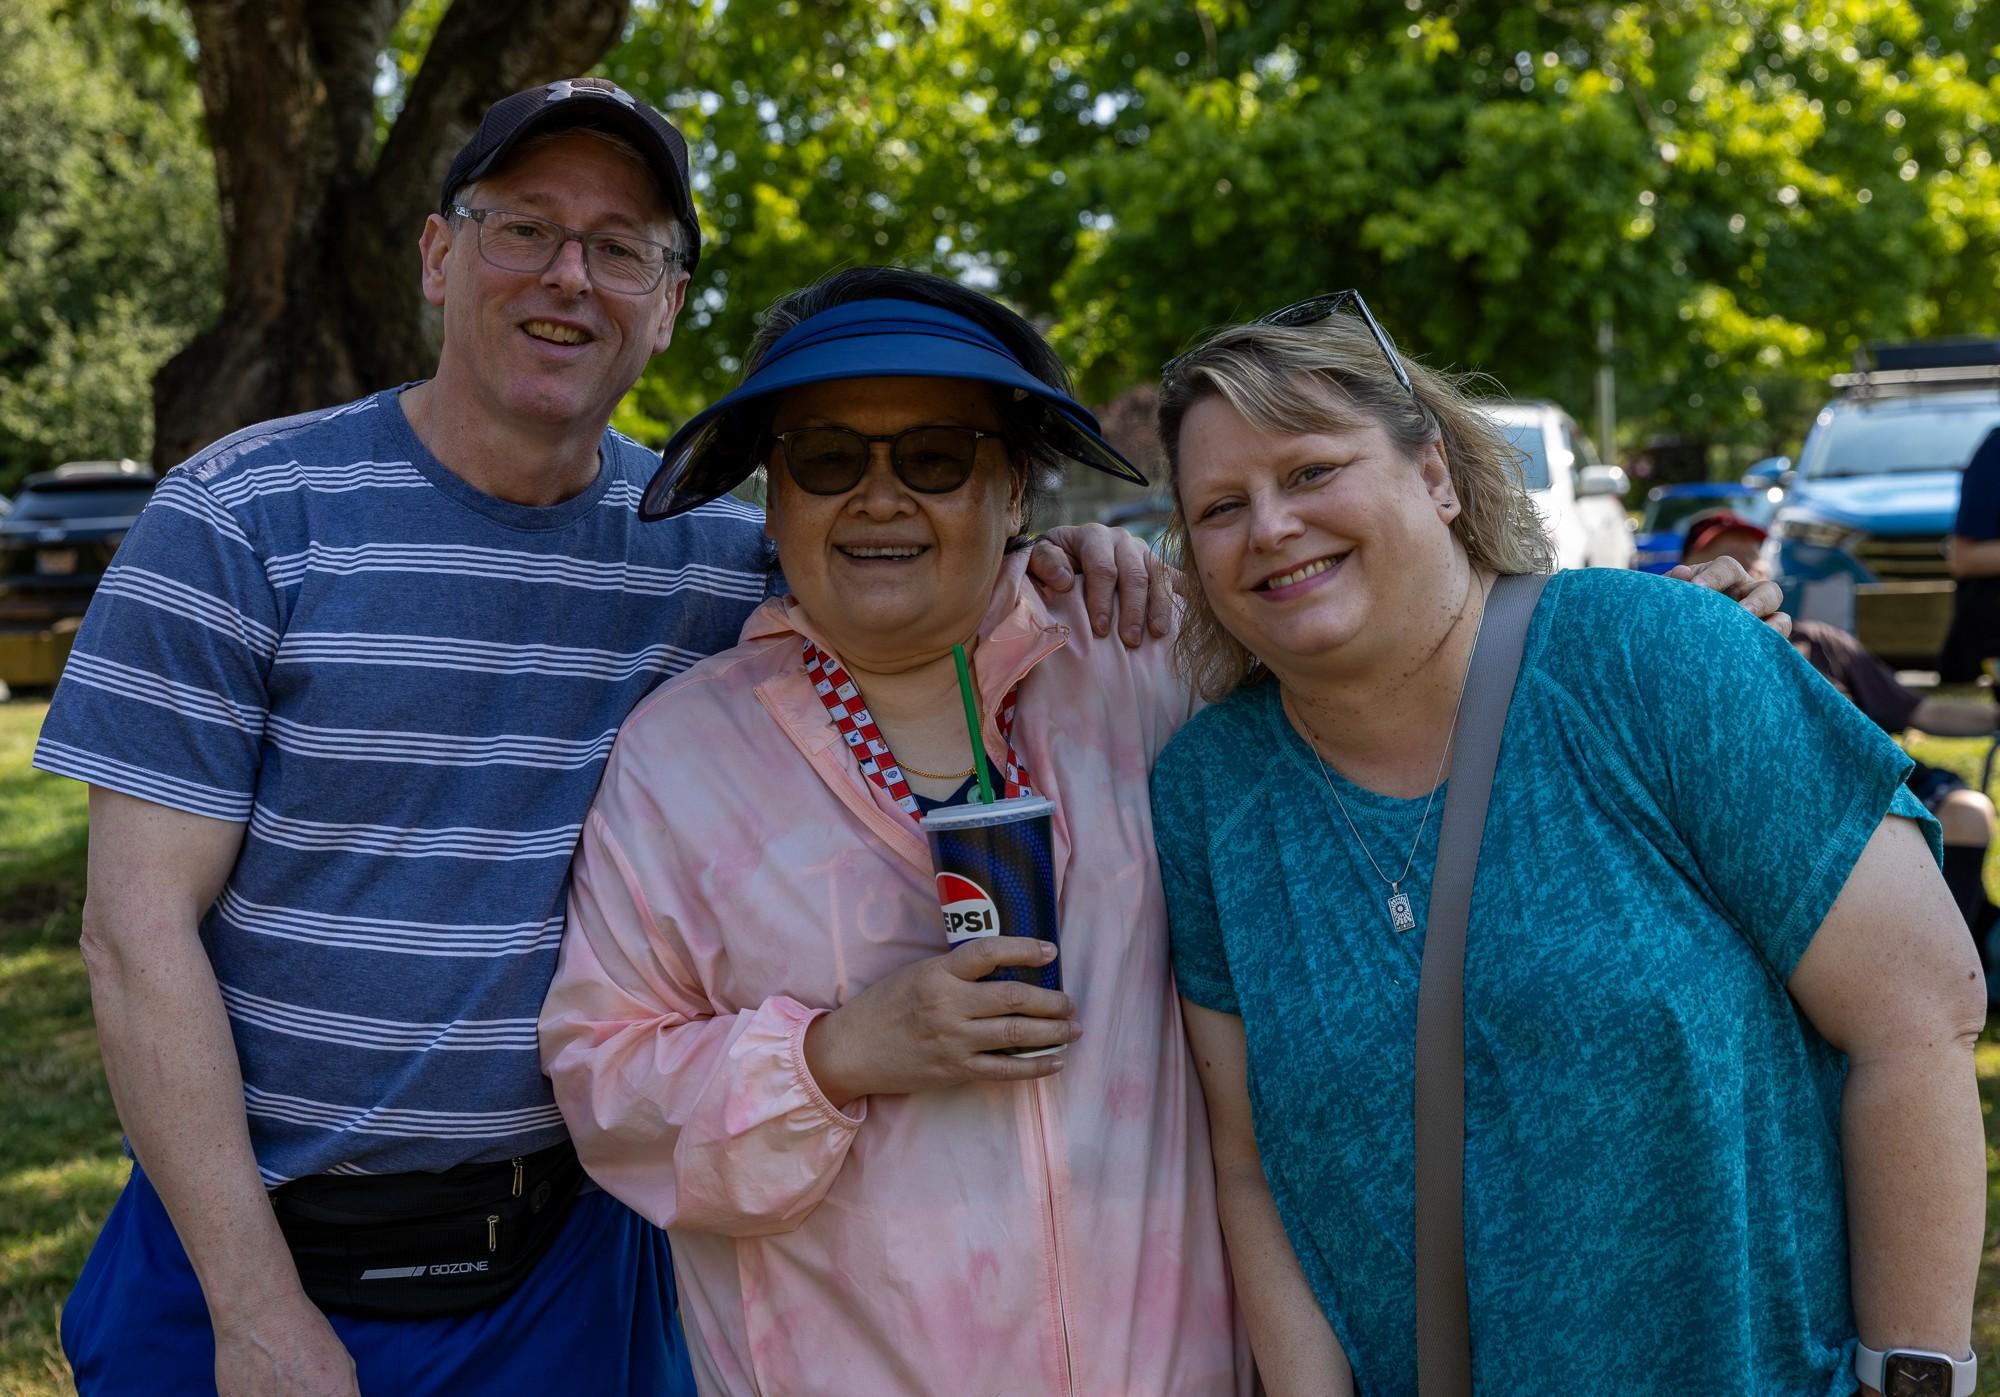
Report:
1769,515,1859,551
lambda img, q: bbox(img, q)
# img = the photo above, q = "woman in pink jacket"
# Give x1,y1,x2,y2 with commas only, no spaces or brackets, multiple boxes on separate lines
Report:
538,267,1252,1396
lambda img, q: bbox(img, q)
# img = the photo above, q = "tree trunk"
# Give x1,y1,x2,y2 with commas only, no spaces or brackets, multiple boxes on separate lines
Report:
152,0,631,468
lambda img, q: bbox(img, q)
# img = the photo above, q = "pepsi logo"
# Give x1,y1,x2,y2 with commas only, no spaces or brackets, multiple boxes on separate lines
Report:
936,872,1000,943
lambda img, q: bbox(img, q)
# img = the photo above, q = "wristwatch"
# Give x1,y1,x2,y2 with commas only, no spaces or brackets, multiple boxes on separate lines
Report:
1854,1342,1977,1397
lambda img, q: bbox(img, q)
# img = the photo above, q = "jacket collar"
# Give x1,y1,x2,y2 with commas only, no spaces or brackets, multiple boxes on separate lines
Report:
746,551,1070,867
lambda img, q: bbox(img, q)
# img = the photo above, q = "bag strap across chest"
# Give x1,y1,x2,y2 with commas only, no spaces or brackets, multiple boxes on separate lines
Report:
1414,569,1547,1395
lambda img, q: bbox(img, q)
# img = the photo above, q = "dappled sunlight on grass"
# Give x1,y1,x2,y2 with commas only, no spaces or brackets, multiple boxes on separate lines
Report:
0,703,85,886
0,702,104,1397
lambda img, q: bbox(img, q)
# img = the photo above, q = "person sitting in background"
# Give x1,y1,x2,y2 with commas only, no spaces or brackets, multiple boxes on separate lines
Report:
1684,517,1999,937
1942,425,2000,682
1677,509,1769,578
1785,621,1998,941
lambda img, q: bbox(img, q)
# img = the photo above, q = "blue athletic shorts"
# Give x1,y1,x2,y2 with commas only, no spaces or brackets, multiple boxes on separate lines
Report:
62,1164,695,1395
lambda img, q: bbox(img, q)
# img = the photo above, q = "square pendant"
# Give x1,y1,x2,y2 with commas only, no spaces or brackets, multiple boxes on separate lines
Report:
1387,892,1416,933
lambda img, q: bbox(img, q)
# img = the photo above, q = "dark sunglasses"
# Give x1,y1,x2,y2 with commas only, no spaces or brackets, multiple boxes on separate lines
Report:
771,424,1004,496
1165,288,1415,397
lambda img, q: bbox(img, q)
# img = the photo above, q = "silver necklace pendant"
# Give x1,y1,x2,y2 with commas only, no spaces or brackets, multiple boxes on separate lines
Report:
1387,890,1417,933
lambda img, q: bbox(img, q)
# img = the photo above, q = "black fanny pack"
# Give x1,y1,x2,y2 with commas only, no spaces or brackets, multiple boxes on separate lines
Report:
271,1139,585,1318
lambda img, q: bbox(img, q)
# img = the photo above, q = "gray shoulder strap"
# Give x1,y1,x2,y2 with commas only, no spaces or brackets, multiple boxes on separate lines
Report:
1413,569,1548,1395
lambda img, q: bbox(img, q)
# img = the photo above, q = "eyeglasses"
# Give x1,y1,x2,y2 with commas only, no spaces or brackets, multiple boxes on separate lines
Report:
449,205,685,295
1165,288,1415,397
771,425,1005,496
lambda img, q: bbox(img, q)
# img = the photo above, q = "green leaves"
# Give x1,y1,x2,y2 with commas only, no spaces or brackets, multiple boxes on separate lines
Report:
602,0,2000,469
0,0,218,492
5,0,1993,480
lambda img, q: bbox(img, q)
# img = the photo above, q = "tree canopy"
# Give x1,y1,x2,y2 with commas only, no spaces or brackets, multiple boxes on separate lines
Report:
4,0,1996,493
0,0,218,490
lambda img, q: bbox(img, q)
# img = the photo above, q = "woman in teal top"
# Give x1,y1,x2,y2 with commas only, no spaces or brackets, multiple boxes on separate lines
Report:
1149,300,1985,1397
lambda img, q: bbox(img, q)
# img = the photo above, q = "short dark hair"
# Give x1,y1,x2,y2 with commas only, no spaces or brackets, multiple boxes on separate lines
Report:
736,267,1073,530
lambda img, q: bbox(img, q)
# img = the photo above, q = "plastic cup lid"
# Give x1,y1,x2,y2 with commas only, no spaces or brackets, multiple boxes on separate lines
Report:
916,793,1054,830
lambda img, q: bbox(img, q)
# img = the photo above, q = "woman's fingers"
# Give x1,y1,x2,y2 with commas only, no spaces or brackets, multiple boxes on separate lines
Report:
959,977,1073,1023
959,1045,1069,1081
964,1013,1082,1054
943,936,1058,980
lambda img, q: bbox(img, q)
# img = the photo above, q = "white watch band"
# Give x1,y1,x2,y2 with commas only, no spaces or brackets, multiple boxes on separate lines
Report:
1855,1341,1977,1397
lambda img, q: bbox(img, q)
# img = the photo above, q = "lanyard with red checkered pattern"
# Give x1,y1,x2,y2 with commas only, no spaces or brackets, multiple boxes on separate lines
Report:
803,638,1035,821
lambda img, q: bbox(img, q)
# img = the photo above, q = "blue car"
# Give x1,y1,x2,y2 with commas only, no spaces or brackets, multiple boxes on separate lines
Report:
1632,481,1780,573
1766,341,2000,665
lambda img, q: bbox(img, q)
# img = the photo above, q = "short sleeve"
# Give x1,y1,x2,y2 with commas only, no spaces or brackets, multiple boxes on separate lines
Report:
1151,755,1240,1015
1581,577,1934,983
1952,427,2000,541
32,469,276,821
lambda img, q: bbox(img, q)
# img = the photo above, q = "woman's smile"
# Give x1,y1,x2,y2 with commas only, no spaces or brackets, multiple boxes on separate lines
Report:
834,541,933,564
1254,552,1348,599
764,375,1022,670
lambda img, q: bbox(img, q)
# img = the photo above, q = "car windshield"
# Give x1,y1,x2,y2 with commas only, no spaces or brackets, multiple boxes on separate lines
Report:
1495,422,1551,490
1801,399,2000,478
1639,490,1780,535
7,484,155,523
1642,494,1740,533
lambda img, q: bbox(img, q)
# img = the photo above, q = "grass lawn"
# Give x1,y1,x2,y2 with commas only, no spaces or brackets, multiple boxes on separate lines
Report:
0,701,116,1397
0,699,1995,1393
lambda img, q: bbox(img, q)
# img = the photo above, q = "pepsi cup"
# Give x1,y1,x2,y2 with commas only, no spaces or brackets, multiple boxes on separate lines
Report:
919,794,1063,1057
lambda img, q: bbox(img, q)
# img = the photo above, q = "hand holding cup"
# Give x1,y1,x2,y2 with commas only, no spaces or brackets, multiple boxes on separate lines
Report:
802,938,1078,1108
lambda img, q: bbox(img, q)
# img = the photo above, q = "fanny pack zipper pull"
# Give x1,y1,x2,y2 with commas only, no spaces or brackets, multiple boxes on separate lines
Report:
511,1157,524,1198
487,1214,499,1252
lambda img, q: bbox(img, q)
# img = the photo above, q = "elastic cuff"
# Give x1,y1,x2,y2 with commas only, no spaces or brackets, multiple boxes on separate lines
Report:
783,1004,867,1130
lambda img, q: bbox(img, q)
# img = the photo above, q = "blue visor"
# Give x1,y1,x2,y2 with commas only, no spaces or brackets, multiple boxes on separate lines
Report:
640,298,1147,519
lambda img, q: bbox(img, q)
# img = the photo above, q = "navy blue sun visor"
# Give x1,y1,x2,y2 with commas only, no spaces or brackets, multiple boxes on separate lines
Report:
640,298,1147,519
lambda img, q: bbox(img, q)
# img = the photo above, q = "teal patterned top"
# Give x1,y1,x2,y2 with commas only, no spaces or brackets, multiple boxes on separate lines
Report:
1153,567,1938,1397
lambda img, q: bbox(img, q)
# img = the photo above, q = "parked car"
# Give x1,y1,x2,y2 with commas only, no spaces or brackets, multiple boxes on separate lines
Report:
1480,401,1635,570
1631,479,1782,573
0,458,157,686
1765,340,2000,664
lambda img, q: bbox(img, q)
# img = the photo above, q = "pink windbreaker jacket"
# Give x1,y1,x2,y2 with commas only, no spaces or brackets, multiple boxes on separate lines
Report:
540,554,1249,1396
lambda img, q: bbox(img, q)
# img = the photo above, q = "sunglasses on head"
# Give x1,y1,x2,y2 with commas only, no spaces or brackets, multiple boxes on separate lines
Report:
1164,288,1416,397
770,424,1004,496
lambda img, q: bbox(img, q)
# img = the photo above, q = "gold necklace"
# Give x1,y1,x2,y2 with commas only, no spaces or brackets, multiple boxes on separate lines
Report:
897,757,976,781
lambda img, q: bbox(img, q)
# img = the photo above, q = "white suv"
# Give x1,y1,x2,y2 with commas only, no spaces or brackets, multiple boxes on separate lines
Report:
1481,401,1635,570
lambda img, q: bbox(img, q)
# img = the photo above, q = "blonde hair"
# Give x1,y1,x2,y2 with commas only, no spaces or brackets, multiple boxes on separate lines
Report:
1156,316,1555,702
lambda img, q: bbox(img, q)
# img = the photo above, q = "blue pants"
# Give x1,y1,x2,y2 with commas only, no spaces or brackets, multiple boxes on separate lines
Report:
62,1164,695,1396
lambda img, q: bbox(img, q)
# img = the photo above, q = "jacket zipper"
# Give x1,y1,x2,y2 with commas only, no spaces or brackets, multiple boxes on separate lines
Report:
1029,1081,1076,1393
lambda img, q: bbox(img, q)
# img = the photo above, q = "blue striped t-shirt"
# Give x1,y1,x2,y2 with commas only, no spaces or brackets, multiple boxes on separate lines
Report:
35,387,771,1185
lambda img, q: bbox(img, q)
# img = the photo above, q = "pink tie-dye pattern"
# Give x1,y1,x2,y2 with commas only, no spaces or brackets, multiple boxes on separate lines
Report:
541,555,1251,1396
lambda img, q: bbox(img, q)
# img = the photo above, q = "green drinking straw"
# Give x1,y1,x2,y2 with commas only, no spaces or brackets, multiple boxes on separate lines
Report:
951,643,997,805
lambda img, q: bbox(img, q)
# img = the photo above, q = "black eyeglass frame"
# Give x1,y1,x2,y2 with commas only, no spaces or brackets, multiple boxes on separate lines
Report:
1165,288,1415,398
768,424,1008,497
447,204,687,294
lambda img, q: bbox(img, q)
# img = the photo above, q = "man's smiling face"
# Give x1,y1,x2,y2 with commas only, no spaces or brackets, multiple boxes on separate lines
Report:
420,128,687,437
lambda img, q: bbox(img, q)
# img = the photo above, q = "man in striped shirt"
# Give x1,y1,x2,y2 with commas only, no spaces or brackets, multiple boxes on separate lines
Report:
35,79,1165,1396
